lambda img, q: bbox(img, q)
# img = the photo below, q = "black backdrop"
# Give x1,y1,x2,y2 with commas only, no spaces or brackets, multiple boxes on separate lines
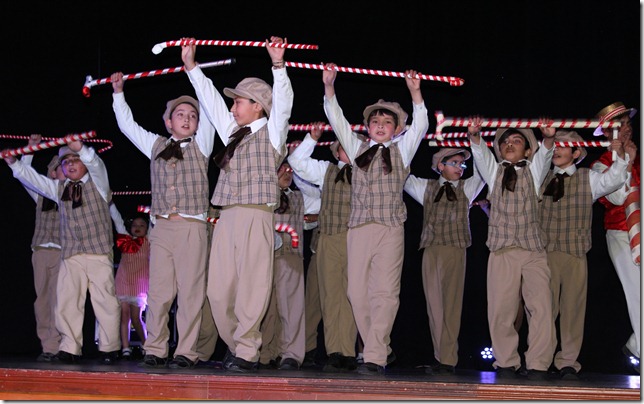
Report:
0,1,640,373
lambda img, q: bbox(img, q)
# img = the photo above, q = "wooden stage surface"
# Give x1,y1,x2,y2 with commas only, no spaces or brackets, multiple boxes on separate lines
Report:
0,355,639,400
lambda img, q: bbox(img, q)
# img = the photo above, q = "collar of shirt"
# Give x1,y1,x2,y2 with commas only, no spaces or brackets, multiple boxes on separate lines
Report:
367,139,393,148
438,177,459,188
337,161,348,169
64,173,90,185
168,135,194,147
247,118,268,134
281,187,293,195
500,158,530,168
554,165,577,176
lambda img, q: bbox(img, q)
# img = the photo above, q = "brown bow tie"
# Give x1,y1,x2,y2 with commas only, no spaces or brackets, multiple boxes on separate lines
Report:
275,189,290,214
334,164,353,184
41,197,58,212
434,181,457,202
213,126,252,169
155,137,192,161
501,161,528,194
543,172,569,202
61,181,83,209
354,143,392,174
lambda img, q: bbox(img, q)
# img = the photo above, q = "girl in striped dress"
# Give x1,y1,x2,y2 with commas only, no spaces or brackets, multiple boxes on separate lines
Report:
114,212,150,359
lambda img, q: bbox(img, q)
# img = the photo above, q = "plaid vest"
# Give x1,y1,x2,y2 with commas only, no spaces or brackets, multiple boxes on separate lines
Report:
487,164,544,252
31,195,60,248
419,180,471,249
349,142,408,228
58,180,113,259
150,137,209,216
539,168,592,257
211,125,286,207
319,164,351,236
274,189,304,257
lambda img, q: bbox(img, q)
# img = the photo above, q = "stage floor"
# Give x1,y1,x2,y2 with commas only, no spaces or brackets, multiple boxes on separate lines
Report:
0,354,640,400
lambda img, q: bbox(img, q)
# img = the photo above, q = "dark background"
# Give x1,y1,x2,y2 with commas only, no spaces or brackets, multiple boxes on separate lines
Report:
0,1,640,373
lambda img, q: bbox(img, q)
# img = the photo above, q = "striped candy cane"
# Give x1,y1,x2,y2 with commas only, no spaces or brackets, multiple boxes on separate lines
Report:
0,131,97,159
275,222,299,248
625,181,641,265
285,62,464,86
0,134,112,154
113,191,152,196
136,205,299,248
152,39,319,54
287,140,336,148
434,111,622,133
424,140,610,148
83,58,235,97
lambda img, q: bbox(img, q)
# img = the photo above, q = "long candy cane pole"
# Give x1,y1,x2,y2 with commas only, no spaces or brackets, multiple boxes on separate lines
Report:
152,39,319,54
136,205,299,248
113,191,152,196
425,140,610,148
0,131,97,159
434,111,621,133
83,58,236,97
0,134,113,153
285,62,464,86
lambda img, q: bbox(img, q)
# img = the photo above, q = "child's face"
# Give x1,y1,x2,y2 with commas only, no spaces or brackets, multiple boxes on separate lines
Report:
439,155,467,181
367,112,397,143
231,97,263,127
167,103,198,139
277,163,293,189
499,134,532,163
603,115,632,142
129,218,148,238
60,156,88,181
552,146,579,170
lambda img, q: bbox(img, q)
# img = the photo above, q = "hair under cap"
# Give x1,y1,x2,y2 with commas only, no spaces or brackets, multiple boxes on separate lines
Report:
493,128,539,161
362,99,408,135
223,77,273,118
162,95,200,134
431,148,471,174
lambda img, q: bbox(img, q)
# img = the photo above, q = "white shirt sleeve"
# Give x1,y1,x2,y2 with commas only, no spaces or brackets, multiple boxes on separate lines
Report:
589,155,630,202
396,102,429,167
403,174,427,204
323,95,363,162
267,68,294,151
287,134,330,187
112,92,162,159
78,145,110,203
8,158,60,202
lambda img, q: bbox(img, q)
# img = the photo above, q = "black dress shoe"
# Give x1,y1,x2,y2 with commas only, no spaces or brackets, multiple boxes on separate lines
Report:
302,349,317,368
222,348,235,370
99,351,119,365
494,366,517,379
622,345,640,375
358,362,386,375
278,357,300,370
323,352,344,372
227,356,258,373
558,366,579,380
56,351,81,364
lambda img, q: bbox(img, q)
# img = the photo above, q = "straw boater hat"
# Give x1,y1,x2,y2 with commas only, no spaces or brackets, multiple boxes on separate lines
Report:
493,128,539,162
593,101,638,136
431,148,471,174
162,95,200,134
554,130,587,164
224,77,273,118
362,99,408,135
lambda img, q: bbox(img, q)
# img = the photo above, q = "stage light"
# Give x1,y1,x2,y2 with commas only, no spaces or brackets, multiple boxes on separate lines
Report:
480,347,494,360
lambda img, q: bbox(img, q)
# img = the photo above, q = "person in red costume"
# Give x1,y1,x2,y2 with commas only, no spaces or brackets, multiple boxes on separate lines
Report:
590,102,640,374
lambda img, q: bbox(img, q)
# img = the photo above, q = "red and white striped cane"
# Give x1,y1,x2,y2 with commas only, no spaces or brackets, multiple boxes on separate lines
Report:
136,205,299,248
434,111,622,133
83,58,236,97
0,131,97,159
0,134,112,154
275,222,299,248
113,191,152,196
284,62,464,86
625,179,641,266
152,39,319,55
423,140,610,148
